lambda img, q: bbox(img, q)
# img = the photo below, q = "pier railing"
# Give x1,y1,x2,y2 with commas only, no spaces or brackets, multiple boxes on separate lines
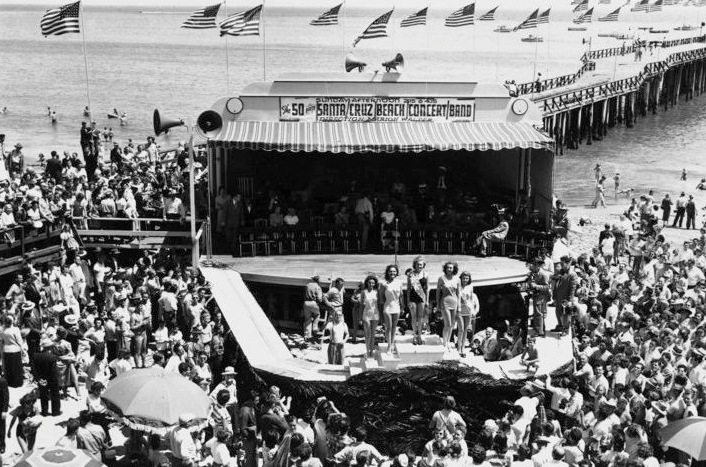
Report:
0,224,64,276
538,45,706,114
516,34,706,97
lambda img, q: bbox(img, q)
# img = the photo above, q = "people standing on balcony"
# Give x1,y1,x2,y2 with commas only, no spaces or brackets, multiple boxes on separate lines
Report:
407,256,429,345
378,264,403,355
437,261,460,352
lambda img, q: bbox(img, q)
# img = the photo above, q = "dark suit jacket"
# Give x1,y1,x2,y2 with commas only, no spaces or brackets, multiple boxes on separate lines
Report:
0,377,9,412
225,201,244,230
33,351,59,386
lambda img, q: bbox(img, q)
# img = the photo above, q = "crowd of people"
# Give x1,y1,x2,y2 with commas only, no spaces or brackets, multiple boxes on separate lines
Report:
2,131,706,467
0,125,208,255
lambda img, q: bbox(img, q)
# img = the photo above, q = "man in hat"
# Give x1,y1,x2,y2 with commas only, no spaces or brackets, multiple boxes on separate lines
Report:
33,339,61,416
170,414,198,467
552,256,578,333
211,366,239,433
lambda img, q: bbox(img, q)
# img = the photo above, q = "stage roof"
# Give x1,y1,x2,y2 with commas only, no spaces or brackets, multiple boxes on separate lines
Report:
212,121,554,154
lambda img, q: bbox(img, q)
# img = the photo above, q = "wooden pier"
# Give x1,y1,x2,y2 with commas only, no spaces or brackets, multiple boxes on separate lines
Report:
516,35,706,154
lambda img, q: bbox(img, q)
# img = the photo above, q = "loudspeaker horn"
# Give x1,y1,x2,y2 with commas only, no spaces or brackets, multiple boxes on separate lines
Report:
345,52,367,72
196,110,223,138
382,53,404,72
153,109,184,136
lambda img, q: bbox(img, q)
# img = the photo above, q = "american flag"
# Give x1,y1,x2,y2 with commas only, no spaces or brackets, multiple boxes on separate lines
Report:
310,3,343,26
220,4,262,36
445,3,475,27
181,4,222,29
538,8,551,24
353,9,393,46
649,0,663,11
478,6,498,21
573,7,594,23
400,7,427,27
573,0,589,12
514,8,538,30
40,1,81,36
631,0,650,11
598,6,621,21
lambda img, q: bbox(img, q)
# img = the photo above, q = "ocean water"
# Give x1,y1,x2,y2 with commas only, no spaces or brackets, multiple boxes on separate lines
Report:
1,1,706,205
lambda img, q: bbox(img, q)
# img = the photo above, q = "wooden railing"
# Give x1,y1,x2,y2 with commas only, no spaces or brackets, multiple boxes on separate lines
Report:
0,223,65,276
516,35,705,97
73,216,205,250
539,46,706,114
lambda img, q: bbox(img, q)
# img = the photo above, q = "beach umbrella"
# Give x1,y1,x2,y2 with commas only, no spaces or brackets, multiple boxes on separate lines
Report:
658,416,706,460
101,368,212,427
14,447,104,467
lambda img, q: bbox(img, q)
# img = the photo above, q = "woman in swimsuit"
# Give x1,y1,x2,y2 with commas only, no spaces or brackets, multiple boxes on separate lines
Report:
457,271,479,357
407,256,429,345
378,264,403,355
436,262,460,350
361,275,379,358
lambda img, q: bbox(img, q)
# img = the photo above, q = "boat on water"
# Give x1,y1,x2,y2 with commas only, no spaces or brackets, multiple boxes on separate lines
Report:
614,34,634,40
650,28,670,33
674,25,698,30
598,32,620,37
521,35,544,42
494,25,513,32
568,26,587,31
638,26,652,30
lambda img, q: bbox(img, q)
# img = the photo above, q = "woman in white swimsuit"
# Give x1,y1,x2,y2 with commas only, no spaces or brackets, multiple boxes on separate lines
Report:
436,262,460,350
457,271,479,357
361,275,379,358
378,264,403,355
407,256,429,346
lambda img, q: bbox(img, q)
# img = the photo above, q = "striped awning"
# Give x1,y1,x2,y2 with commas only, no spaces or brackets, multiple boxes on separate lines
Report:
214,121,554,153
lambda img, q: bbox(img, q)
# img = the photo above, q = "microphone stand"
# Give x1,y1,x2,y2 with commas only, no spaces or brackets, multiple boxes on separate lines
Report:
394,218,399,268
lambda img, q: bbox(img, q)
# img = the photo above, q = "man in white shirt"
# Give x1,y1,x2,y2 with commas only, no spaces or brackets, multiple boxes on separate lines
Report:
686,259,705,287
69,256,86,303
355,194,374,250
210,366,237,407
170,414,197,467
204,430,231,467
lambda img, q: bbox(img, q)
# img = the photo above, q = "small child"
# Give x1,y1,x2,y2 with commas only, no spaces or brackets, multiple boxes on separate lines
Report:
469,338,484,356
520,337,539,373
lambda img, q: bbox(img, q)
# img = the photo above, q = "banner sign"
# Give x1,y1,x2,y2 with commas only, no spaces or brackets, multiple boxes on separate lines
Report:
279,97,475,123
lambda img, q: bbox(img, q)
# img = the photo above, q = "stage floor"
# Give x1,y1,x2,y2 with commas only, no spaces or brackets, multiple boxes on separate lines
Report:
206,254,528,288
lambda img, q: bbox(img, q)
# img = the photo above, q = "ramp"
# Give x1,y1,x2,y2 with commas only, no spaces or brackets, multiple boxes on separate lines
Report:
201,266,348,381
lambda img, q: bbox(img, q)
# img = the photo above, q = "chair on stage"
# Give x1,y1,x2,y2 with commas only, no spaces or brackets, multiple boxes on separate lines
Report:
238,231,257,257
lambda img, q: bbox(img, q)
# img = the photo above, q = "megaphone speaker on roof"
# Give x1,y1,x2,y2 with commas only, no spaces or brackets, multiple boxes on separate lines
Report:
196,110,223,139
153,109,184,136
345,52,367,73
382,53,404,73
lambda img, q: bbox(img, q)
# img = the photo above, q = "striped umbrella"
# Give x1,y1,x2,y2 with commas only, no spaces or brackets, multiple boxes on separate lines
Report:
14,448,104,467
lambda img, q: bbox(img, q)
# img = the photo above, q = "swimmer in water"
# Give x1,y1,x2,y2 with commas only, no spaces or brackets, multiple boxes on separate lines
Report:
697,178,706,190
83,106,90,117
681,168,687,181
50,110,57,124
0,107,7,115
119,112,128,127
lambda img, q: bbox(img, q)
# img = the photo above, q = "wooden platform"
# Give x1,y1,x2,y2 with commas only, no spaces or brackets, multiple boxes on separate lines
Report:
205,254,528,289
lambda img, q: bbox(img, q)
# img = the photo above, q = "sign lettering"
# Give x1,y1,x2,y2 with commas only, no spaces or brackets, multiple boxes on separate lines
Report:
279,97,475,123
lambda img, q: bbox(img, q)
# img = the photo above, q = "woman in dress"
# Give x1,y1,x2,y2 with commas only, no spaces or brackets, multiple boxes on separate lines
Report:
407,256,429,345
436,262,460,350
1,314,24,387
360,275,379,358
378,264,403,355
457,271,479,357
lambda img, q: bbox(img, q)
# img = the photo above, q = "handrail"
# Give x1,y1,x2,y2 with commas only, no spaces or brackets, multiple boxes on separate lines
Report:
72,216,205,223
539,45,706,114
516,34,706,97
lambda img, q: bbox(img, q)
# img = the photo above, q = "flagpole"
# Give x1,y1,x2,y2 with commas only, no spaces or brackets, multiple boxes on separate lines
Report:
342,0,347,68
79,1,92,118
224,0,231,93
262,0,267,82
